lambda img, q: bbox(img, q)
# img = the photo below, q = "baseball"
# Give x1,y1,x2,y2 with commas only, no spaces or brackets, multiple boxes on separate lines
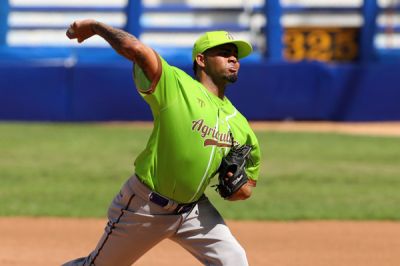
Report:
67,28,75,35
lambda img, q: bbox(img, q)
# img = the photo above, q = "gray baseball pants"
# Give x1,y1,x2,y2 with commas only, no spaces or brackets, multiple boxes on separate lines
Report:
62,175,248,266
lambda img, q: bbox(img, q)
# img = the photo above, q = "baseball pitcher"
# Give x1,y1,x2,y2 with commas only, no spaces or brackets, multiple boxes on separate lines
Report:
63,19,261,266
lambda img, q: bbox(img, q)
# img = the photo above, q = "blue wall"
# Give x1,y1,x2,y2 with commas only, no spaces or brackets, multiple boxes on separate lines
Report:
0,56,399,122
227,61,400,121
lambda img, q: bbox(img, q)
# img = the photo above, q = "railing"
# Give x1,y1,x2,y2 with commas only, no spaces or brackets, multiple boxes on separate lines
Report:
1,0,399,63
375,1,400,60
1,0,141,47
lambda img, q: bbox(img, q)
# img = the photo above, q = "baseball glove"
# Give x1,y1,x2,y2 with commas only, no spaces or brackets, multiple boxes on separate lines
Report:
215,144,253,199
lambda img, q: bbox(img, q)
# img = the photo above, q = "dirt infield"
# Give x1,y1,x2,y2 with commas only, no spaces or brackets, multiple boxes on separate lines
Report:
250,121,400,137
1,217,400,266
105,121,400,137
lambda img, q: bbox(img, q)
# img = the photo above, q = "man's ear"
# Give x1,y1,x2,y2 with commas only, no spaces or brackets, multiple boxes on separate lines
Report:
195,54,206,68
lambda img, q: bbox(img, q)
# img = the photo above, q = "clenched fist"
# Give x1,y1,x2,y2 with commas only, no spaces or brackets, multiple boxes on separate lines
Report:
66,19,97,43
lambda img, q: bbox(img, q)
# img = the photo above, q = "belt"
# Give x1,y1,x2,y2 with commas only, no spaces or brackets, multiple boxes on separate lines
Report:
132,175,198,215
148,192,197,215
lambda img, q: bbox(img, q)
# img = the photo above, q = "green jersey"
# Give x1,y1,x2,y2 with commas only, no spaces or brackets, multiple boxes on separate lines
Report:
133,56,261,203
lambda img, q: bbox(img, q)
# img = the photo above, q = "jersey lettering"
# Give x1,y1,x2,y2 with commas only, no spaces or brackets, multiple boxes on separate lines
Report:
191,119,239,147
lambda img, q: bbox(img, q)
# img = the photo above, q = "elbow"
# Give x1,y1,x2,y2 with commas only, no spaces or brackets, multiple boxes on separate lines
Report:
119,39,143,60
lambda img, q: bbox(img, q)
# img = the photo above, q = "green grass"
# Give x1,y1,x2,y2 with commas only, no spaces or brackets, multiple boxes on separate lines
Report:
1,122,400,220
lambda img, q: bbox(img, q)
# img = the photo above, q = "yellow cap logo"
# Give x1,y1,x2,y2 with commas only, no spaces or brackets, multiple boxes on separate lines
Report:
226,32,234,40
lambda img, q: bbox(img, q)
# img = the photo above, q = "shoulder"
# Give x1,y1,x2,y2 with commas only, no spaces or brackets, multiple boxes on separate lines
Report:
157,56,188,76
163,63,199,92
167,63,195,82
226,101,257,137
225,98,248,122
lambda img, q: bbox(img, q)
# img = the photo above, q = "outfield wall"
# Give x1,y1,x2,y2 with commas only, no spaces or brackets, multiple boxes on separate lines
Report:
1,1,399,122
0,56,399,122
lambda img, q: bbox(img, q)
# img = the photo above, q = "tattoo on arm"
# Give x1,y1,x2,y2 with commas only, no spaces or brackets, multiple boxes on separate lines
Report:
91,22,157,80
92,22,140,59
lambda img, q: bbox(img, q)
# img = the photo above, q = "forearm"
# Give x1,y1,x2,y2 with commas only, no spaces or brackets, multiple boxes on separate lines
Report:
227,182,253,201
67,19,159,82
91,22,141,61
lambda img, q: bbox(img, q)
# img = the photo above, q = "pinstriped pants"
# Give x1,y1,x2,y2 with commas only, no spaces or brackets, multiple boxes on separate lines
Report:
62,175,248,266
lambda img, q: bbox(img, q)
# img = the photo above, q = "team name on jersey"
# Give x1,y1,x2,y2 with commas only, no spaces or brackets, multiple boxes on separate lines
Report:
191,119,239,147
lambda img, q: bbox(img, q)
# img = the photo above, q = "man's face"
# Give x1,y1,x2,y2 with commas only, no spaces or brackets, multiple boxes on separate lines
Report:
203,44,240,83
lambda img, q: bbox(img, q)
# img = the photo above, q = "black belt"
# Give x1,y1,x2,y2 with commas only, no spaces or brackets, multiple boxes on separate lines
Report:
148,192,197,215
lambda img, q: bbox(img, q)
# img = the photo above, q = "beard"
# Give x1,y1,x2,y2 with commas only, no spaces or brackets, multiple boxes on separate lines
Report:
224,73,238,83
